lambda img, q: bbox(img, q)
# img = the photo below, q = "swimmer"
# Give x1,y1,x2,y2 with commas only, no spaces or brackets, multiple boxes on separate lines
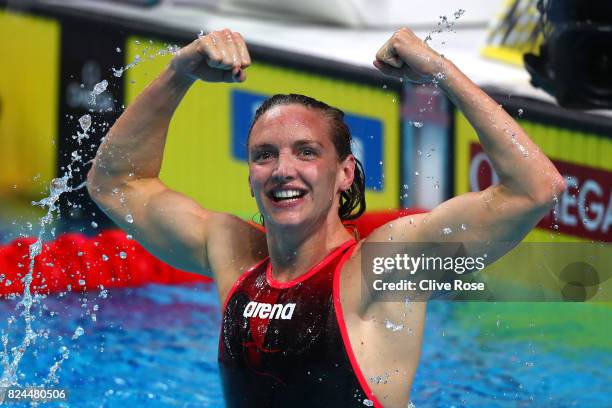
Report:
87,28,566,407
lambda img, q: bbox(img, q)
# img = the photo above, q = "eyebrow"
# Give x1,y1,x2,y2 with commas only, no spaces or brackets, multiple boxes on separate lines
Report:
249,140,324,151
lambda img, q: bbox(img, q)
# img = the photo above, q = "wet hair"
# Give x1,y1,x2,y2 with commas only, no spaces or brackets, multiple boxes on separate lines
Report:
247,93,366,221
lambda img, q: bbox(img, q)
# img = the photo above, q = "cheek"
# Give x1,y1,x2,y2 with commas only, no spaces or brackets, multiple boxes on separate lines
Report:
249,167,267,189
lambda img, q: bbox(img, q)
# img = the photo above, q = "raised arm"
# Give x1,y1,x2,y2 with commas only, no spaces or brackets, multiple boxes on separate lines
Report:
369,28,566,261
87,29,259,276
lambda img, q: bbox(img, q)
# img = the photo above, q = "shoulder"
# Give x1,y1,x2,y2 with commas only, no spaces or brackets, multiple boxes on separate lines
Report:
206,213,268,293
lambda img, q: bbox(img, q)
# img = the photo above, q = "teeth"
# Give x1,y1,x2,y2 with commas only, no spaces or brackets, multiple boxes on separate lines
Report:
272,189,302,199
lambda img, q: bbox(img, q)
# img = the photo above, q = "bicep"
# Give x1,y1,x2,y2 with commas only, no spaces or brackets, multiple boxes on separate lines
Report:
367,184,549,262
92,178,214,274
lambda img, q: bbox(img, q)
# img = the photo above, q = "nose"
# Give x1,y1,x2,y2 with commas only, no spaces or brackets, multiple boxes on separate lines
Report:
271,151,297,182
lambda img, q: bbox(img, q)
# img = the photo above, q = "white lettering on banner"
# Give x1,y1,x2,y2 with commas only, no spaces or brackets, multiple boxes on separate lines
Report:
559,176,578,226
556,176,612,234
243,301,296,320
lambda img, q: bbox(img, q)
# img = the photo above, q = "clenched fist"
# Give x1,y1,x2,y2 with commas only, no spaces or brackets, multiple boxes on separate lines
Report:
374,28,445,84
171,28,251,83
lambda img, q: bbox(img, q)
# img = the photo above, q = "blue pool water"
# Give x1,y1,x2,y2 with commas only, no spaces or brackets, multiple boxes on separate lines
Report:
2,283,610,407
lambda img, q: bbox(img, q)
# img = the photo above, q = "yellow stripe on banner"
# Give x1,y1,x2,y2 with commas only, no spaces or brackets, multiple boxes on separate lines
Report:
125,37,399,217
481,45,527,68
0,11,59,198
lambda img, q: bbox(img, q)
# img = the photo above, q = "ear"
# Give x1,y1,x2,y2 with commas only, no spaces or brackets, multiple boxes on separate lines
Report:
338,154,356,192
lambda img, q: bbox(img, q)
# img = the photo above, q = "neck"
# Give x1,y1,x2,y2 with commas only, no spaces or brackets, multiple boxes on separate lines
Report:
265,215,353,282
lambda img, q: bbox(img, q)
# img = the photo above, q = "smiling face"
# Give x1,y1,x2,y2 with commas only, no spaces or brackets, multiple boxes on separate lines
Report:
248,104,355,231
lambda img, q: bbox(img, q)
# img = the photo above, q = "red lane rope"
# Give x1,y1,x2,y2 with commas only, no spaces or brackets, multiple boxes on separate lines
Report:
0,229,210,297
0,209,425,297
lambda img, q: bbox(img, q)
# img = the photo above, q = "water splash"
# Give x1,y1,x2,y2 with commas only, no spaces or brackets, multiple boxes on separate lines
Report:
1,77,104,390
89,79,108,106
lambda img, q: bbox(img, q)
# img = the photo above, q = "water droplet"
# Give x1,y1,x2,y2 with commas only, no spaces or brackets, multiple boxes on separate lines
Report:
91,221,98,228
384,319,404,332
79,114,92,132
441,227,453,235
119,251,127,260
116,47,122,53
382,84,387,89
460,223,467,231
454,8,466,19
94,80,108,95
78,279,86,286
72,326,84,340
414,171,419,176
101,254,109,262
125,214,134,223
363,399,374,406
413,121,423,128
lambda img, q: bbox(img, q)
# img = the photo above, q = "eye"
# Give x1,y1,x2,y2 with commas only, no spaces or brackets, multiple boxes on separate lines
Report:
252,150,274,162
298,147,318,159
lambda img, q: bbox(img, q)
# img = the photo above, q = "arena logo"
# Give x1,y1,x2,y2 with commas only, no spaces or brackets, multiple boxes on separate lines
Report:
243,301,296,320
469,143,612,242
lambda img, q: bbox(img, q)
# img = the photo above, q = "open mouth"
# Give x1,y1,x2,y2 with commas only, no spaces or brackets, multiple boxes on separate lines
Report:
268,188,307,202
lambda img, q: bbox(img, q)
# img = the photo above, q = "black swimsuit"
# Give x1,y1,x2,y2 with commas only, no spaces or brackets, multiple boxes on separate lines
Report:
218,240,382,407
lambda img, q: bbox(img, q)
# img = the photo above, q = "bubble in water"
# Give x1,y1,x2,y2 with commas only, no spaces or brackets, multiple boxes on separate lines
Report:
119,251,127,260
116,47,122,53
363,399,374,406
112,67,125,78
78,279,86,286
125,214,134,223
91,221,98,228
442,227,453,235
78,114,92,132
518,108,524,117
460,223,467,231
101,254,109,262
413,121,423,128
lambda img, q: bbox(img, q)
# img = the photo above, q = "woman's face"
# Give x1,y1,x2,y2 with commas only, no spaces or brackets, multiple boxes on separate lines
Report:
248,104,354,230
